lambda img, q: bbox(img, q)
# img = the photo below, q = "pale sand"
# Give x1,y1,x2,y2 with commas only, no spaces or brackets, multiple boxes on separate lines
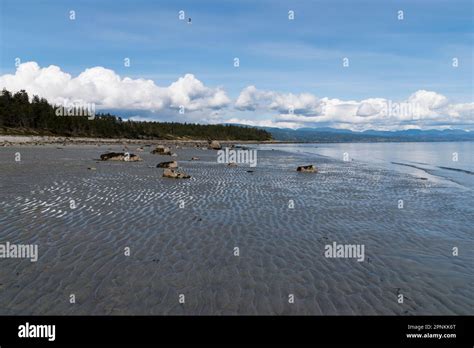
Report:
0,144,472,315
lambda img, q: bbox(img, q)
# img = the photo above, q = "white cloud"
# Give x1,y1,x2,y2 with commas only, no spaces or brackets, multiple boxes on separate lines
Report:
235,85,322,115
234,86,474,130
356,98,386,117
0,62,230,113
235,85,273,111
407,90,448,110
1,62,472,130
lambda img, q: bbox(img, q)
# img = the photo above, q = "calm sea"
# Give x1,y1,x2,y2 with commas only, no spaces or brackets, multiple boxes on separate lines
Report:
256,142,474,189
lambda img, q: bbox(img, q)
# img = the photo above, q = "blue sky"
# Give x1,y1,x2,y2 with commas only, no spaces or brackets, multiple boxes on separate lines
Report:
0,0,472,130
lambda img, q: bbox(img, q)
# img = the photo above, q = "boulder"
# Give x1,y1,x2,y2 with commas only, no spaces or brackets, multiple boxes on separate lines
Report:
151,145,172,155
100,152,142,162
157,161,178,168
297,165,317,173
208,140,222,150
163,168,191,179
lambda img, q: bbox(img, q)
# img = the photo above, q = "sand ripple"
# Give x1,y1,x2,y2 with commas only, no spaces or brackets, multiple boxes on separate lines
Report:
0,145,472,314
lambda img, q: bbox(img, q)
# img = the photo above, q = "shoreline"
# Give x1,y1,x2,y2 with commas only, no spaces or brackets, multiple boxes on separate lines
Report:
2,135,473,146
0,135,267,146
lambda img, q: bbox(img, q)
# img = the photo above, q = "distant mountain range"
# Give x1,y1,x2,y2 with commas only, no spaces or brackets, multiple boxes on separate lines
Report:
256,126,474,142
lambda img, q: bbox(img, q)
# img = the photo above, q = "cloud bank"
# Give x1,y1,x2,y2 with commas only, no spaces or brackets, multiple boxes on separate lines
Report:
0,62,230,114
0,62,472,130
234,86,473,130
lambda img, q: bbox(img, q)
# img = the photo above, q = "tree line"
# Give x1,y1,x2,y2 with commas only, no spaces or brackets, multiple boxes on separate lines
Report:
0,89,272,141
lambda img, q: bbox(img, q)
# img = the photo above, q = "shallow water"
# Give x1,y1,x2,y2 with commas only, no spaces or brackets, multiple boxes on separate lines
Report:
256,142,474,189
0,144,472,315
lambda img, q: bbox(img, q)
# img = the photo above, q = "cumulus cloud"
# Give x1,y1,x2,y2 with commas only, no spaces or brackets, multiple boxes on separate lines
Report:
235,85,268,111
408,90,448,110
0,62,230,113
1,62,472,130
356,99,386,117
235,85,322,115
233,86,474,130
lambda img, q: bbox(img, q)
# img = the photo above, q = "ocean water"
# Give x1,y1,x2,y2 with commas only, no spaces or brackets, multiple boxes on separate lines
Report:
255,142,474,189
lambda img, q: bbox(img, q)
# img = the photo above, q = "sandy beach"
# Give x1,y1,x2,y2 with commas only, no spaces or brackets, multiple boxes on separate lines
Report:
0,141,472,315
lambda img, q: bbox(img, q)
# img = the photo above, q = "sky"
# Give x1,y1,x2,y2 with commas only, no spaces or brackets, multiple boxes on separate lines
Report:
0,0,472,130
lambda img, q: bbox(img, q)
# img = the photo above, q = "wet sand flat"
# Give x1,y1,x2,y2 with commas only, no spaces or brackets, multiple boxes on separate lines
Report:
0,144,472,315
